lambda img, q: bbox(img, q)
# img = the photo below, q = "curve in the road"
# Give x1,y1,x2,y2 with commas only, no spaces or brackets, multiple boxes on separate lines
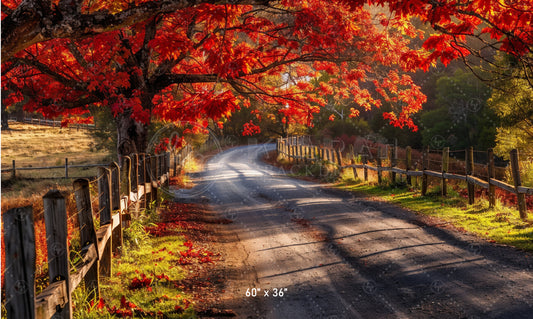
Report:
175,144,533,319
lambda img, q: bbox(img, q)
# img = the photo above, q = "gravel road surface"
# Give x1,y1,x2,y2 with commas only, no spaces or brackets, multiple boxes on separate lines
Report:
175,144,533,319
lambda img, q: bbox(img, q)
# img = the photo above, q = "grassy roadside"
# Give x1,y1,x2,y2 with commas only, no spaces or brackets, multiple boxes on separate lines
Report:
72,203,194,318
69,154,227,318
266,152,533,253
71,196,225,318
336,175,533,252
1,124,225,318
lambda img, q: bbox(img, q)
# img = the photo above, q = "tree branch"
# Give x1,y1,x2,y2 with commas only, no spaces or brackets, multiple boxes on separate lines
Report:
2,0,274,62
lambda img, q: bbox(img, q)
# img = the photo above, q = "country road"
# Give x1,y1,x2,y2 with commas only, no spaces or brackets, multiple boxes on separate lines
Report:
175,144,533,319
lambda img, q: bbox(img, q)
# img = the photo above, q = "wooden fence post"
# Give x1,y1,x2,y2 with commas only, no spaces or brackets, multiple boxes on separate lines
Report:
442,147,449,196
377,147,383,184
406,146,412,186
466,147,475,205
131,154,138,193
4,206,35,319
12,159,16,179
487,149,496,208
156,154,160,179
73,179,99,300
173,151,178,177
122,156,132,198
109,162,120,211
363,154,368,182
422,146,429,196
510,149,527,219
97,167,112,277
109,162,123,254
139,154,147,210
388,147,395,184
335,149,342,167
149,156,157,207
351,159,358,179
43,190,72,319
145,155,152,207
65,158,68,179
152,155,160,206
164,152,170,188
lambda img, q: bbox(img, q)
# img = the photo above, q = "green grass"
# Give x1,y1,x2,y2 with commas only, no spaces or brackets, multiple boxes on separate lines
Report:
336,178,533,252
71,206,196,318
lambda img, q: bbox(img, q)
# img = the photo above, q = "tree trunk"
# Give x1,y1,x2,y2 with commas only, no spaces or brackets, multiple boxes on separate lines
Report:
1,102,9,130
115,109,148,161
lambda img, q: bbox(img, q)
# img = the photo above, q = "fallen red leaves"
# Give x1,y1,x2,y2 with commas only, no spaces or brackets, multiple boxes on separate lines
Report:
151,201,224,311
128,273,152,290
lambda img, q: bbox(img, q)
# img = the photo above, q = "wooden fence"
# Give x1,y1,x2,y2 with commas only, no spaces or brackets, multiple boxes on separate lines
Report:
277,137,533,219
8,117,96,130
1,145,192,180
3,152,174,319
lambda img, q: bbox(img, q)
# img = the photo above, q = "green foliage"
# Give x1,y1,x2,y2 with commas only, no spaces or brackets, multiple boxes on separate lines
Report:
488,54,533,158
420,69,498,150
71,203,193,318
318,117,371,139
293,160,340,182
89,106,117,155
123,220,152,248
369,104,422,148
72,288,114,319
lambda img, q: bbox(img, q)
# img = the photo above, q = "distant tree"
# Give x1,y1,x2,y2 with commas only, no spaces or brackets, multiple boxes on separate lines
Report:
488,54,533,158
421,69,497,150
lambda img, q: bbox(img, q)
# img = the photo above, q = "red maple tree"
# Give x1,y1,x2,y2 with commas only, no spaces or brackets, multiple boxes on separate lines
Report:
2,1,427,157
2,0,531,157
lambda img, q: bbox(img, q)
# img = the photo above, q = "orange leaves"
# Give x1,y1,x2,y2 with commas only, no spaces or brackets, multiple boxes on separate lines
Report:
349,108,360,118
149,33,191,61
3,0,447,135
242,121,261,136
154,88,240,124
422,35,449,52
60,116,94,128
313,61,340,75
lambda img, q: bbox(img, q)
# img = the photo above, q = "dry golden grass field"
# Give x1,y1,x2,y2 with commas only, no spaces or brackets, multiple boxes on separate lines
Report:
1,122,113,201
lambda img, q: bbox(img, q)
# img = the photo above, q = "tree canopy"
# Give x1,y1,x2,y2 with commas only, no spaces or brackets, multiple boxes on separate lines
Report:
2,0,532,156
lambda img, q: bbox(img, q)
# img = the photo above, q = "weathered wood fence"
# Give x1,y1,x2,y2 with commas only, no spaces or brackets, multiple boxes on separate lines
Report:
3,152,174,319
1,145,192,180
8,117,96,130
1,159,104,180
277,137,533,219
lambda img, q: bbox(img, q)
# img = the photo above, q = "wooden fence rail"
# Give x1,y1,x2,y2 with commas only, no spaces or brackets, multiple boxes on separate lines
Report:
1,145,192,180
8,117,96,130
277,137,532,219
3,152,172,319
1,160,105,179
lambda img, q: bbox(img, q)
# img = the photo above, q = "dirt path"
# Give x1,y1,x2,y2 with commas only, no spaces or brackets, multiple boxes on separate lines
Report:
175,144,533,319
